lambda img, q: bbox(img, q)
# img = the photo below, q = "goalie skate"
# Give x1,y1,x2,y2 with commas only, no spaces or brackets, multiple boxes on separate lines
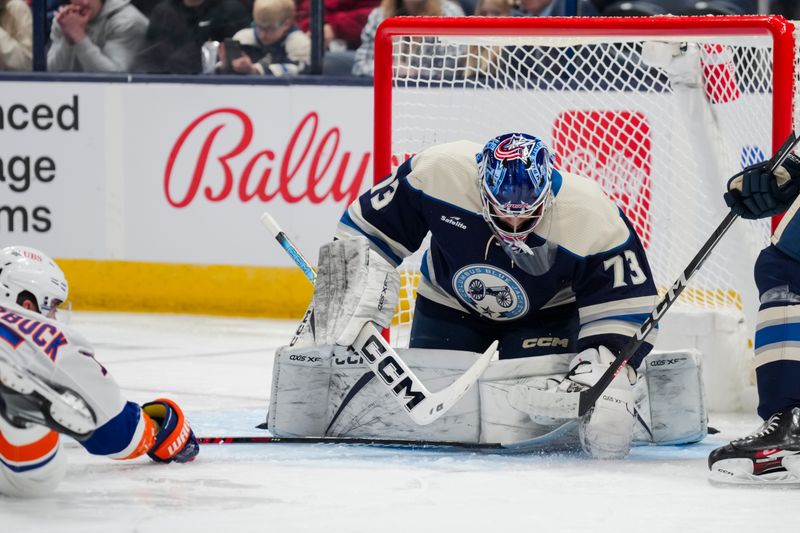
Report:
708,408,800,486
0,353,96,440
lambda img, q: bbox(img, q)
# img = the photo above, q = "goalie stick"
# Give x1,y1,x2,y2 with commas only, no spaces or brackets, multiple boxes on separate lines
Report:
259,212,498,426
525,132,800,419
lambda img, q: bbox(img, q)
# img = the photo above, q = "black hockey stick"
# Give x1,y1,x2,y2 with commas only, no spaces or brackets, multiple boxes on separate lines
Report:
524,132,800,419
198,435,501,449
577,132,800,417
198,418,580,452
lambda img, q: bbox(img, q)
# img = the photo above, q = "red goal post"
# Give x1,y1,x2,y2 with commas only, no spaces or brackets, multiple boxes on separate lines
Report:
374,16,796,173
371,16,798,408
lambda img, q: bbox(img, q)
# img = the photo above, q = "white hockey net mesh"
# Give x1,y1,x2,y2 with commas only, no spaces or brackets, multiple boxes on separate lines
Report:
378,19,798,349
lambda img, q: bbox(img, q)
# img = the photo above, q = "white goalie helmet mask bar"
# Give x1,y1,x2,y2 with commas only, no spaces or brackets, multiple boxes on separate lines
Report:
0,246,69,319
477,133,555,254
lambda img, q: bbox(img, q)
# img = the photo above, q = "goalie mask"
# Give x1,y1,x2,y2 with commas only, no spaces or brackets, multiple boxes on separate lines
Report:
477,133,555,252
0,246,69,319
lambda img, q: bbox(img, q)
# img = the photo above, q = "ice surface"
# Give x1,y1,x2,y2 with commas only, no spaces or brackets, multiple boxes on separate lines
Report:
1,312,797,533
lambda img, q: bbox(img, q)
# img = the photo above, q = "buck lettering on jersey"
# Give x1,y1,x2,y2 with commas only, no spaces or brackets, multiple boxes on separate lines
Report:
0,305,68,361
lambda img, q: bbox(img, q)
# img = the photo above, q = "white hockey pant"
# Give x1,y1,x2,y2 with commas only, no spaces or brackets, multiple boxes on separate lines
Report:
0,416,65,497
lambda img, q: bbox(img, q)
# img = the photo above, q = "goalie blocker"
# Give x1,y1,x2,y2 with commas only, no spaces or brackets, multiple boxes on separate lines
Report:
267,344,707,448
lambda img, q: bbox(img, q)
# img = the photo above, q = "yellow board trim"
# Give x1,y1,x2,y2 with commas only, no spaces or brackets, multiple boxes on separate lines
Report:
56,259,312,318
54,260,744,321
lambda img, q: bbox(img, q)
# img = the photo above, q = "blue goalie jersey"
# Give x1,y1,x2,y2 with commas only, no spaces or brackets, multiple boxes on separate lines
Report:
336,140,658,367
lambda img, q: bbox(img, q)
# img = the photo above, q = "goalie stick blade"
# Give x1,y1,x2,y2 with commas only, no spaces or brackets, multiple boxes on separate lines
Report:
351,323,497,426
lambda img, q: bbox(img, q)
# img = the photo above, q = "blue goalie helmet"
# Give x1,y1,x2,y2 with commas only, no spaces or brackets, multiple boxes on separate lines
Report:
476,133,555,246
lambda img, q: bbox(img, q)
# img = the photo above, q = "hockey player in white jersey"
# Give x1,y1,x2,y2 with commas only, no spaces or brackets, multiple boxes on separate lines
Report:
265,133,713,460
708,147,800,484
0,246,198,497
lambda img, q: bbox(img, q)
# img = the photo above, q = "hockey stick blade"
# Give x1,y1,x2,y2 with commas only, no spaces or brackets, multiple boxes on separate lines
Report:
351,322,498,425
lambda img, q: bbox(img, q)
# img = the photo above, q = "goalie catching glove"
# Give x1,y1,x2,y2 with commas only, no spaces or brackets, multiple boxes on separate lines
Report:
141,398,199,463
312,237,400,347
560,346,636,459
725,153,800,220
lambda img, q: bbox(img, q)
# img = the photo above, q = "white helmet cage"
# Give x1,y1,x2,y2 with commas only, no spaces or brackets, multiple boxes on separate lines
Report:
0,246,69,317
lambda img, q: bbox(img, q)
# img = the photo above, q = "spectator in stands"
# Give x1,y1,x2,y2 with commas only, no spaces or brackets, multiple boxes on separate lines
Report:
511,0,599,16
771,0,800,18
353,0,464,77
465,0,511,78
474,0,511,15
136,0,250,74
218,0,309,75
295,0,378,51
47,0,148,72
0,0,32,70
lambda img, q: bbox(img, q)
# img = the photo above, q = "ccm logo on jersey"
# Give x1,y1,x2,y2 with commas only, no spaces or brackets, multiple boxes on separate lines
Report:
522,337,569,349
0,308,68,361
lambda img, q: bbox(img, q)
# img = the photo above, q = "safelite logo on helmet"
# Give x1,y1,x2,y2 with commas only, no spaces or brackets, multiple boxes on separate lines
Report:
452,265,528,321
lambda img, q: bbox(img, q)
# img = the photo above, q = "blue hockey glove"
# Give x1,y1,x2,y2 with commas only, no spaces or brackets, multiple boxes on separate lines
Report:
724,154,800,220
141,398,199,463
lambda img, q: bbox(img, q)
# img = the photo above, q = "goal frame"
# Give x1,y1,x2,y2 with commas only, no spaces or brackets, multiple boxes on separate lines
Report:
373,15,796,197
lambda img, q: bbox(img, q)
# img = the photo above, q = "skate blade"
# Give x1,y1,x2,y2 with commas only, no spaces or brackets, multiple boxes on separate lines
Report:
709,463,800,487
0,357,96,438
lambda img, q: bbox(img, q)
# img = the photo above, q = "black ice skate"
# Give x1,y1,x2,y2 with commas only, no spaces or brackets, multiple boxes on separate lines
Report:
0,353,96,440
708,408,800,485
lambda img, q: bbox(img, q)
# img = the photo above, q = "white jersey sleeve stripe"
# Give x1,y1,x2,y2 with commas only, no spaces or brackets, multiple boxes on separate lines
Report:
755,345,800,367
578,295,658,324
579,319,658,345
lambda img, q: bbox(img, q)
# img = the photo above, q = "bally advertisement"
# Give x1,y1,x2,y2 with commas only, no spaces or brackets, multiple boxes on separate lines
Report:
0,82,373,316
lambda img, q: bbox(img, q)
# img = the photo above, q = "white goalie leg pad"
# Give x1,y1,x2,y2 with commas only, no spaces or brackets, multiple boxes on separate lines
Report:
269,346,574,443
633,349,708,446
268,344,704,448
482,354,573,444
313,237,400,347
268,344,334,436
325,348,576,444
